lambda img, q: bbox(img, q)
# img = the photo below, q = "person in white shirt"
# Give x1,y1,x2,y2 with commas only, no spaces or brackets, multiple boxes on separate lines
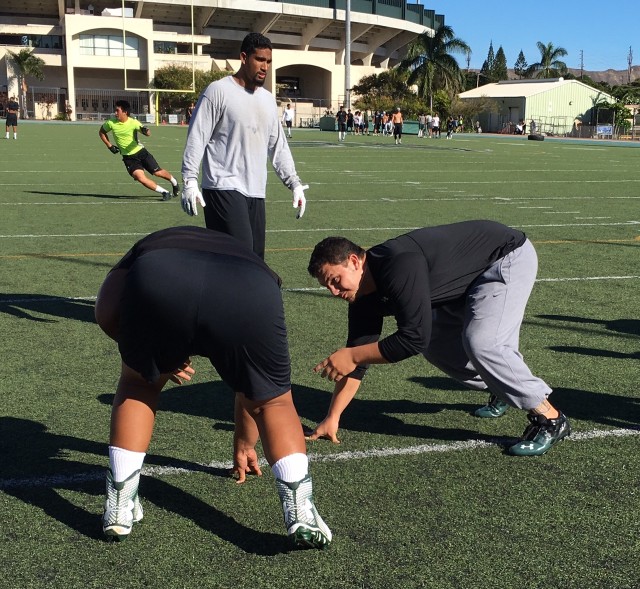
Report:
181,33,308,259
282,103,294,138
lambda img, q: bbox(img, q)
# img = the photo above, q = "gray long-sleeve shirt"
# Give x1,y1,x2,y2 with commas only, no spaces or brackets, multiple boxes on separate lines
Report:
181,75,301,198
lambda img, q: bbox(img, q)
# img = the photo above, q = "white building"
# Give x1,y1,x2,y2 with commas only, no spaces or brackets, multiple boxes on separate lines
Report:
1,0,444,121
459,78,615,136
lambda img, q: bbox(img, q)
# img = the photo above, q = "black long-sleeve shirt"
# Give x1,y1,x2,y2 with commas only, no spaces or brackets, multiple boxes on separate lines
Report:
346,220,526,379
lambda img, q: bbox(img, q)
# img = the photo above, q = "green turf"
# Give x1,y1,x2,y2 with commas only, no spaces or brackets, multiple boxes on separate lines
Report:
1,123,639,589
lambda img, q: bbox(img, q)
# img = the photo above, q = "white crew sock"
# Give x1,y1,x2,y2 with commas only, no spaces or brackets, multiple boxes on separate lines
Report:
109,446,146,482
169,176,177,186
271,453,308,483
13,133,17,139
155,185,167,195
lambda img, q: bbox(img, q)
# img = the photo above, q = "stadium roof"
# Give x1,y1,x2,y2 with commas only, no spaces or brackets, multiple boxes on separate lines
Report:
3,0,443,65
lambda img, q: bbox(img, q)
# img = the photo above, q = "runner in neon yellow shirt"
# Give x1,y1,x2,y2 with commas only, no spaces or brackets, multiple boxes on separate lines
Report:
99,100,179,200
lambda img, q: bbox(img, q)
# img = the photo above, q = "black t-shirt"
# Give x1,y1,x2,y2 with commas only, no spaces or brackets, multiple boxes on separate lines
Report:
346,220,526,377
7,100,18,113
336,110,347,124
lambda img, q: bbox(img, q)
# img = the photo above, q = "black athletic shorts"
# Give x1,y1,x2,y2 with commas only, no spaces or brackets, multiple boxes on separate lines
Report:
123,148,161,176
202,189,266,259
118,248,291,400
6,113,17,126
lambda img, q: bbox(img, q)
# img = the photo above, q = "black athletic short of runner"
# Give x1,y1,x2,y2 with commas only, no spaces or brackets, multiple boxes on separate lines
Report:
123,148,161,176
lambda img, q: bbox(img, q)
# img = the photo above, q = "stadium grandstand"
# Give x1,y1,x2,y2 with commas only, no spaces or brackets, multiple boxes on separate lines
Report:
0,0,443,122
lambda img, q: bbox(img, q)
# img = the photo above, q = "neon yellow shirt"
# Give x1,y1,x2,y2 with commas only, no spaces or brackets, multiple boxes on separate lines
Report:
101,116,144,156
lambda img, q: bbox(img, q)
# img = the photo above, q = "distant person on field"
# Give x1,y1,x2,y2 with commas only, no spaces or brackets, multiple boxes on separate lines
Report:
306,220,571,457
426,112,433,137
186,102,195,124
181,32,308,259
418,113,426,138
95,225,332,548
391,107,403,145
282,102,294,138
336,105,347,141
99,100,179,201
5,96,19,139
432,113,441,138
346,109,354,134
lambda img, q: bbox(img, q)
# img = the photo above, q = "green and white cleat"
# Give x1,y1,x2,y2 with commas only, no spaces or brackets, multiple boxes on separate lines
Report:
103,469,143,541
276,474,332,550
509,412,571,456
474,394,509,418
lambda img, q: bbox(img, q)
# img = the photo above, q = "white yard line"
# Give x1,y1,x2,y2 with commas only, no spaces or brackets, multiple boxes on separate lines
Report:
0,220,639,239
1,426,638,490
1,274,639,305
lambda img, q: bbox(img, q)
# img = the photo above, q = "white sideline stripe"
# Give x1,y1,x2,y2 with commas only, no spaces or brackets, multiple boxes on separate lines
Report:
1,275,640,305
2,196,640,207
1,220,639,239
1,275,639,305
1,426,638,490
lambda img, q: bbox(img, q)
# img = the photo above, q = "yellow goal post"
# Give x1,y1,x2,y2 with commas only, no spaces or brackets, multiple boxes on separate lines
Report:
120,0,197,125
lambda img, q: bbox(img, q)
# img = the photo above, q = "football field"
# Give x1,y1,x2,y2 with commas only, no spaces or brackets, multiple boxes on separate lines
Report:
1,123,639,589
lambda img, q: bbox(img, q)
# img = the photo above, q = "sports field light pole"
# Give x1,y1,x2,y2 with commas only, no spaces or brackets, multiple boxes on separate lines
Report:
345,0,351,110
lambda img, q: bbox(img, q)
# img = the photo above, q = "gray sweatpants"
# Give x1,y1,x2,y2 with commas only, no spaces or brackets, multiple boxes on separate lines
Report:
424,239,552,410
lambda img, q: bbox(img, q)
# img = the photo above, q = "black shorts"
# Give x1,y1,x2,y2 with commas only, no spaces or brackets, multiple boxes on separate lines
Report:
118,248,290,400
285,120,292,128
338,123,347,132
202,189,266,259
6,113,17,127
123,148,161,176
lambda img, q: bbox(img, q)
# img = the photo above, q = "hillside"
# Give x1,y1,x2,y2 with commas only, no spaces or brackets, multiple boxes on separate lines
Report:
567,65,640,85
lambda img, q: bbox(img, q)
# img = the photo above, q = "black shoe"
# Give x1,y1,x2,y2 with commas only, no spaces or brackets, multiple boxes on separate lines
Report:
509,412,571,456
172,184,180,198
161,191,171,201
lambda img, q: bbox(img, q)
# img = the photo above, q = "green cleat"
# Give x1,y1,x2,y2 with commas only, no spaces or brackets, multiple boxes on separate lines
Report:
474,394,509,418
276,474,332,550
103,469,143,541
509,412,571,456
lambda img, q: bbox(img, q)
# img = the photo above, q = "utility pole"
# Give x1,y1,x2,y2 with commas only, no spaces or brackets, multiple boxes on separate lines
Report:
579,50,584,81
344,0,351,110
627,46,633,84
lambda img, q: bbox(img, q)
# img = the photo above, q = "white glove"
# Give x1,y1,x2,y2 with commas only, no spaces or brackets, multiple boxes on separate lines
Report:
292,184,308,219
181,180,206,216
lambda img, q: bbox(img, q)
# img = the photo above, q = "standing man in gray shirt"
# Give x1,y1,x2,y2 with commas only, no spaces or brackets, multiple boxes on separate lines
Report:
181,33,308,259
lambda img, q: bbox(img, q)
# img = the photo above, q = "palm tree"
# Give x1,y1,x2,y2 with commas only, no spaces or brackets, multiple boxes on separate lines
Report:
525,42,568,79
400,25,470,111
6,48,46,119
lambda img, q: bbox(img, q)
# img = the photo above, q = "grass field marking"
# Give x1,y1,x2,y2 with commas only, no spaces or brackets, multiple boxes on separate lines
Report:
1,275,639,304
3,195,640,206
535,275,640,282
1,426,638,491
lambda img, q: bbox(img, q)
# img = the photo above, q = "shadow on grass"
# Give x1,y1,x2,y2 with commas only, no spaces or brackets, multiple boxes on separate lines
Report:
549,387,640,428
537,314,640,359
99,378,497,442
0,293,96,323
0,417,286,553
28,190,153,200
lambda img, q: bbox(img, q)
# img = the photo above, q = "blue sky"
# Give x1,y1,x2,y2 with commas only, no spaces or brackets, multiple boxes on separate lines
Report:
418,0,638,73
